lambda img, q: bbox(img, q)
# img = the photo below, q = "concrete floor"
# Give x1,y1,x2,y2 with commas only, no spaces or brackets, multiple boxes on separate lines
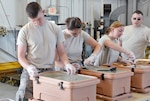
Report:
0,82,18,100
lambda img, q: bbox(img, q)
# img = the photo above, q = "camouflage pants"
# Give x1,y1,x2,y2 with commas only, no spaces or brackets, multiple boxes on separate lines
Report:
15,69,32,101
16,68,54,101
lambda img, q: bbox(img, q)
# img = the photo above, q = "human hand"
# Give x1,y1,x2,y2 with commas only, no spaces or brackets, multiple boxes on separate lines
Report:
120,58,133,64
72,63,81,70
65,64,76,75
84,54,96,66
125,51,135,62
26,65,38,78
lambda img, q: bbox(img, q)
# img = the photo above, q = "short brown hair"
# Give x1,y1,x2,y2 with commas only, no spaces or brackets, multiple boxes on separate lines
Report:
105,21,124,34
26,2,42,18
65,17,82,30
132,10,143,16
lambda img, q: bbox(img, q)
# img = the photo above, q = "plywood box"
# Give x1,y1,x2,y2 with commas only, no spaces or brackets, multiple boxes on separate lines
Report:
79,66,133,98
31,71,99,101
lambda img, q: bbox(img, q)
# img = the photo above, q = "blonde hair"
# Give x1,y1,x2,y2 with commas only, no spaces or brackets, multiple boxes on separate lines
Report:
105,21,124,34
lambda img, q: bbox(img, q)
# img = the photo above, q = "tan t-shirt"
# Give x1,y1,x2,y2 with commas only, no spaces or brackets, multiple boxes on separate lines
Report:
94,35,119,66
120,25,150,59
63,30,90,63
17,20,65,68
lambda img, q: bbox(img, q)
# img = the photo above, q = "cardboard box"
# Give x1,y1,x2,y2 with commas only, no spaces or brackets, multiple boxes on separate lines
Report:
79,66,133,98
31,71,99,101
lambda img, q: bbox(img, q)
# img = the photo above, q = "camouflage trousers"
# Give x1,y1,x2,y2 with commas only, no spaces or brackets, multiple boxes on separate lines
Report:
15,69,32,101
16,68,54,101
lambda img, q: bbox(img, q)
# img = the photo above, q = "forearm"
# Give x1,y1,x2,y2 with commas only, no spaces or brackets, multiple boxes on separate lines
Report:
113,45,127,54
86,37,101,55
17,45,31,69
18,56,30,69
105,41,127,54
59,53,70,66
92,44,101,55
56,43,71,66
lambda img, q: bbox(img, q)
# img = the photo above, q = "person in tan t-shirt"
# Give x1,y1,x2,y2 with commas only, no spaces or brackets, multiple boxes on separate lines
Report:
120,10,150,59
94,21,135,66
16,2,76,101
55,17,101,70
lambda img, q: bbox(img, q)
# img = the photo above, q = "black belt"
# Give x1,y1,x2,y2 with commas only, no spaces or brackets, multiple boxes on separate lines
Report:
37,68,54,73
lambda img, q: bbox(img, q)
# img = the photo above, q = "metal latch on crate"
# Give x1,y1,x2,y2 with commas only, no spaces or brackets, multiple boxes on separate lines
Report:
97,67,116,72
131,68,134,72
35,76,40,84
101,73,105,80
59,81,64,90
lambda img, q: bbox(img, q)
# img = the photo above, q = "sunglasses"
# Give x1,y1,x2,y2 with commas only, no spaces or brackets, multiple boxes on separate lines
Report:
133,18,141,21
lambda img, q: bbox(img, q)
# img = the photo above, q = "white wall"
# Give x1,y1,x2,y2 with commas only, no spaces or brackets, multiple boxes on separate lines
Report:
0,30,18,63
0,0,16,28
0,0,25,62
1,0,150,28
40,0,85,23
0,0,28,28
137,0,150,27
0,0,127,27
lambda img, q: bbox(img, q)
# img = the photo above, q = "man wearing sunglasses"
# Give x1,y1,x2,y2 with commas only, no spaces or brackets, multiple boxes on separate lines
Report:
119,10,150,59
